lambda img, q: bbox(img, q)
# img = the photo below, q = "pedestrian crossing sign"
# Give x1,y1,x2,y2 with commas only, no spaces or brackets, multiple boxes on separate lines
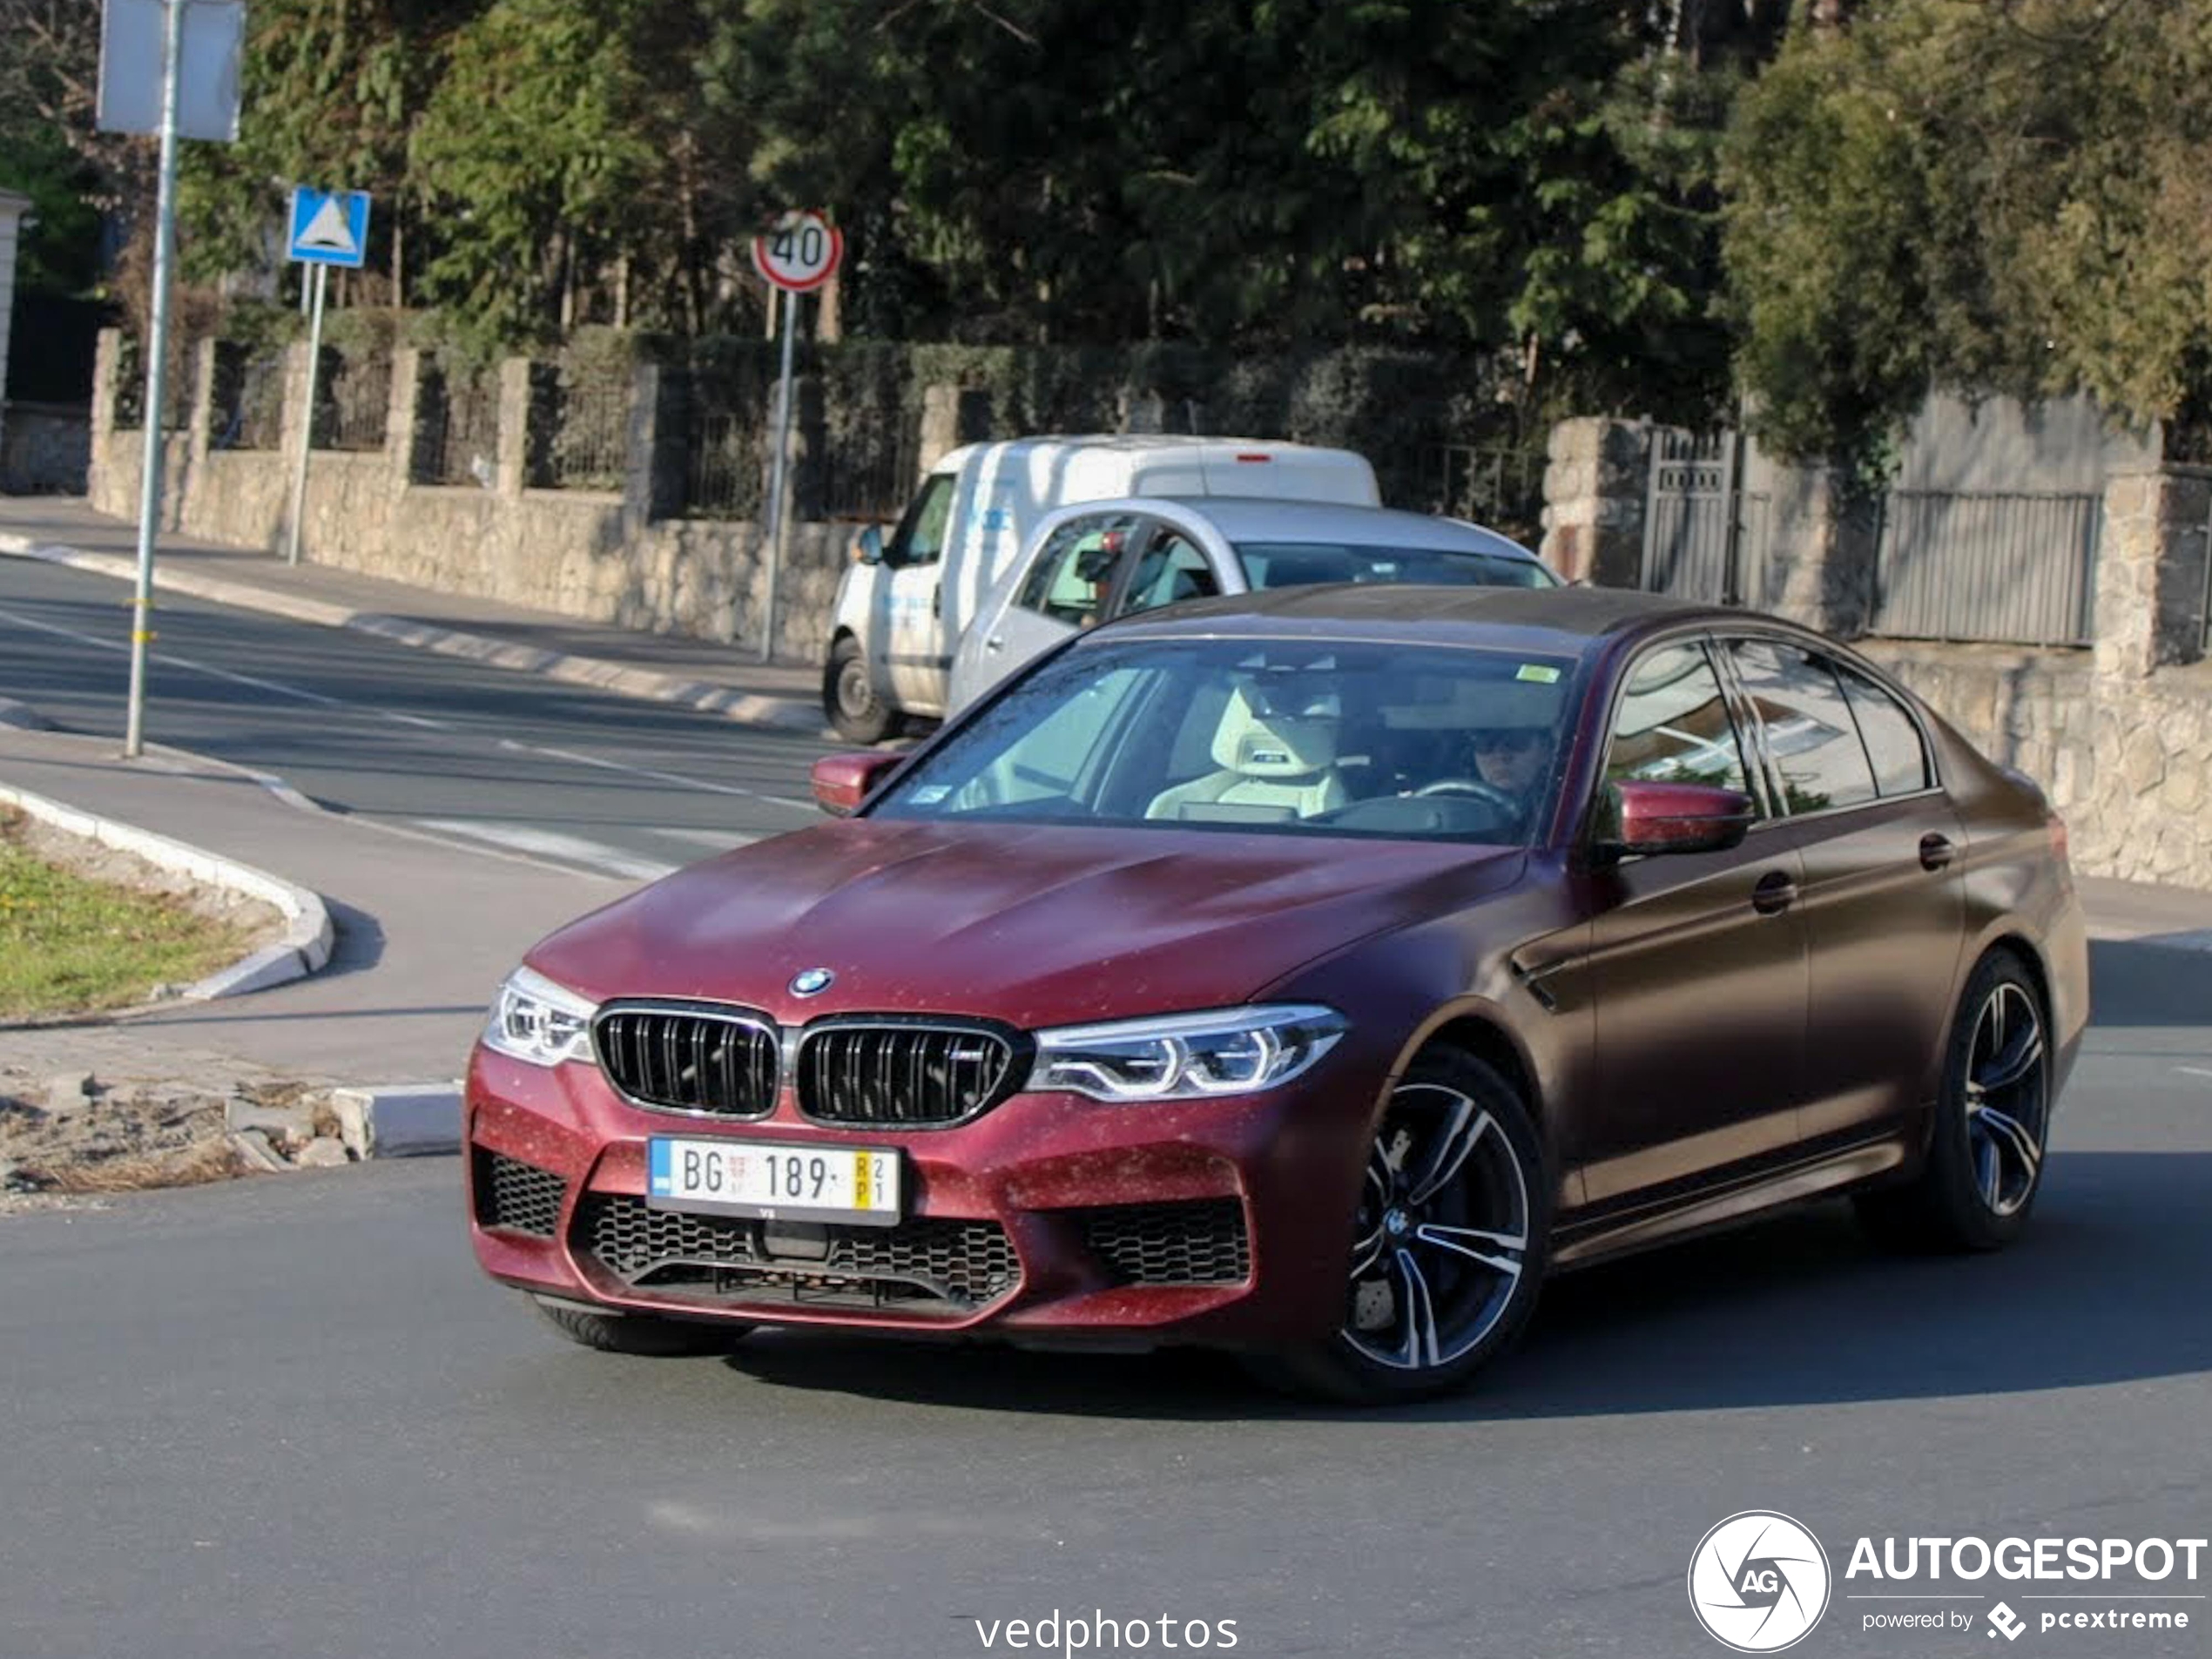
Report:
287,187,371,268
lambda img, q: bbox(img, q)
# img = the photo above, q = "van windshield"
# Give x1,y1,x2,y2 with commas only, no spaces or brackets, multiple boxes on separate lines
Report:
889,474,955,566
1235,541,1554,590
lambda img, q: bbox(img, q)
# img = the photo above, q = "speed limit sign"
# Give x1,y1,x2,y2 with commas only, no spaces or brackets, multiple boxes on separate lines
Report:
752,210,843,293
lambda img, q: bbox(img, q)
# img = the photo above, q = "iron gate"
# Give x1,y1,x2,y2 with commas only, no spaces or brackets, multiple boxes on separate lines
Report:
1642,428,1769,605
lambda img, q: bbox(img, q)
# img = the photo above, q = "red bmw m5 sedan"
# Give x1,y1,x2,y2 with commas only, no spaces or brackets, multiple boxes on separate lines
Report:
466,585,2087,1403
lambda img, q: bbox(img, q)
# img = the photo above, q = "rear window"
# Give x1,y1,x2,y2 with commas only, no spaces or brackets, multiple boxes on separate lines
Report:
1234,541,1553,590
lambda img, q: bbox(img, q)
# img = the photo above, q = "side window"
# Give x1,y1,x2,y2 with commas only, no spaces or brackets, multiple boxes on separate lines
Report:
1604,642,1754,799
887,474,954,568
1729,640,1879,814
1116,533,1221,618
1836,664,1931,795
1015,516,1134,627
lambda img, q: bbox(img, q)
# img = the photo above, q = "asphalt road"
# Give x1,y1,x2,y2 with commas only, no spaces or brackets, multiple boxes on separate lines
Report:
3,936,2208,1659
0,553,831,880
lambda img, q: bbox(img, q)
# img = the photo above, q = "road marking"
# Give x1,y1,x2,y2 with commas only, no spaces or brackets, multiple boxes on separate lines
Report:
2176,1066,2212,1080
496,738,815,813
651,826,765,850
0,603,453,728
413,819,678,881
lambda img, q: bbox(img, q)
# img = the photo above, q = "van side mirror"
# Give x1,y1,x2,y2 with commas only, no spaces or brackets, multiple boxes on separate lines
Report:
812,751,905,816
1598,780,1756,859
853,526,885,566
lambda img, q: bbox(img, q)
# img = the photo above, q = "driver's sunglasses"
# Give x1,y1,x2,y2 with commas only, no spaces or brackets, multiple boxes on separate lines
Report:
1481,731,1545,752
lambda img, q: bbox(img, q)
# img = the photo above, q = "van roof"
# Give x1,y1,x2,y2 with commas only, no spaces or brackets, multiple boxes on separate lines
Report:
928,435,1357,470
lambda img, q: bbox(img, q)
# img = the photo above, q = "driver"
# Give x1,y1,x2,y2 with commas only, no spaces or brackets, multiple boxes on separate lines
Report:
1462,724,1550,833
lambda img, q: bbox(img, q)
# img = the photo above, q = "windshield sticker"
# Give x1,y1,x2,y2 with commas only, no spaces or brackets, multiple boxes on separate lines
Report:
1516,664,1562,685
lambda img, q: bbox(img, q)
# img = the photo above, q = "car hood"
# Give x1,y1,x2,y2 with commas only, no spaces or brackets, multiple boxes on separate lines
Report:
527,819,1525,1028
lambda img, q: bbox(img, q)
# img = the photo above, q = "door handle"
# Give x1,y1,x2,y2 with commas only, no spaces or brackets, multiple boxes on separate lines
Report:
1751,871,1798,914
1919,833,1955,872
932,585,942,618
983,635,1005,654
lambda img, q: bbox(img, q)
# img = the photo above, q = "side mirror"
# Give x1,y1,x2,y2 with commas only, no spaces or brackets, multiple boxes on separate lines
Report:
853,525,885,566
811,751,904,816
1601,780,1756,859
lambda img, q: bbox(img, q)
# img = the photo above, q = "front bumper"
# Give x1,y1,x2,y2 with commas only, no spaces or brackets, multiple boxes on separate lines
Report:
464,1044,1372,1349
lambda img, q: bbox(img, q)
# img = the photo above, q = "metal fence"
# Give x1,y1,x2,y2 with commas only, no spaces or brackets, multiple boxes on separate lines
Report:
819,409,920,521
111,336,189,434
411,368,499,488
1873,491,2101,647
208,347,284,450
1415,442,1546,544
682,409,765,518
532,381,628,491
314,353,392,452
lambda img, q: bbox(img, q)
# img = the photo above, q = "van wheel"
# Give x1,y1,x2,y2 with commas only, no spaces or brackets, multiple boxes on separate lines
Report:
825,637,899,744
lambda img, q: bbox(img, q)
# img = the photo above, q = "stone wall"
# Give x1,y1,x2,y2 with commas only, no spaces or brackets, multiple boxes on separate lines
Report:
0,402,91,493
87,331,873,664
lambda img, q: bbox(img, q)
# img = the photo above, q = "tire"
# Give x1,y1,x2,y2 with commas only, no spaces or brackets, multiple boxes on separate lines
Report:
823,636,899,745
530,1296,749,1358
1855,949,2051,1252
1246,1049,1551,1406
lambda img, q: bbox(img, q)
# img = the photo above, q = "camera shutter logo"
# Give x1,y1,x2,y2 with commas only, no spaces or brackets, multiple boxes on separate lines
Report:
1688,1511,1832,1652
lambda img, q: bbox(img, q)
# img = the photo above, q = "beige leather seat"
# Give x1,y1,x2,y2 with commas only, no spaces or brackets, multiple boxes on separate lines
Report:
1147,681,1350,822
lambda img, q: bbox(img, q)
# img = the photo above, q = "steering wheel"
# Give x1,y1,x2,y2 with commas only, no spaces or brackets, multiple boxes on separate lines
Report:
1413,778,1522,817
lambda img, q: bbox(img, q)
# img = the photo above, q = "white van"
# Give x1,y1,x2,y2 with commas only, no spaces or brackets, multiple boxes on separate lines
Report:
821,435,1379,740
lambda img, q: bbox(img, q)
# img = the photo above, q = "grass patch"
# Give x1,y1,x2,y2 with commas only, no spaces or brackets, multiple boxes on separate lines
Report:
0,808,250,1019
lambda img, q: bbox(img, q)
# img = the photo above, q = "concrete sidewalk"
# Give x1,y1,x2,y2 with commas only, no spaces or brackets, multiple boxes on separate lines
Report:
0,496,826,734
0,724,629,1088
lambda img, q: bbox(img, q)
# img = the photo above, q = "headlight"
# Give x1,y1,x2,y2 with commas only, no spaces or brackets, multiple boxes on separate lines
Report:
1028,1005,1345,1102
482,966,599,1068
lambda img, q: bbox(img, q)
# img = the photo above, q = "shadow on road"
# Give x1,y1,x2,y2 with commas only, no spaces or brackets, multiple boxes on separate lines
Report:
709,1150,2212,1423
2087,938,2212,1028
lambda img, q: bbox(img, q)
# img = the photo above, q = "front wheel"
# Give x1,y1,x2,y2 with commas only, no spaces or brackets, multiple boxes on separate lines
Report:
1855,950,2052,1252
824,637,899,745
1247,1049,1551,1405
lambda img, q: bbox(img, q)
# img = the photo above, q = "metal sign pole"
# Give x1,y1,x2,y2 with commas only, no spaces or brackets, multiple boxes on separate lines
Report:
283,260,328,566
123,0,185,760
760,286,799,665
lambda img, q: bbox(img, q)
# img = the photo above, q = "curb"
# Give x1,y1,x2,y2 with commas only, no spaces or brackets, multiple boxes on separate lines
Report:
330,1083,463,1158
0,532,825,736
0,779,335,1000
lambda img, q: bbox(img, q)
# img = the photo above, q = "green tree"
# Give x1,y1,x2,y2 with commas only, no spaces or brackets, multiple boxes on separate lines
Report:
1724,0,2212,460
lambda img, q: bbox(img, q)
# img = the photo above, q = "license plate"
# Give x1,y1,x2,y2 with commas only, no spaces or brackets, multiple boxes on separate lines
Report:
645,1137,901,1226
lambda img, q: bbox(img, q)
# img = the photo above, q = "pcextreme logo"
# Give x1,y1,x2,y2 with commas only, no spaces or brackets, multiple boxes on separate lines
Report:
1689,1511,1833,1652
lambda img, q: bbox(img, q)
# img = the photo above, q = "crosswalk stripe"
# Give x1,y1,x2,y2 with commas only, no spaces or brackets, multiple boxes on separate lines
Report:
412,819,678,881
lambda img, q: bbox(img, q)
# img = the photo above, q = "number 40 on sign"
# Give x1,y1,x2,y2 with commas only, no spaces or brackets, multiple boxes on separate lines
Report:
752,210,842,293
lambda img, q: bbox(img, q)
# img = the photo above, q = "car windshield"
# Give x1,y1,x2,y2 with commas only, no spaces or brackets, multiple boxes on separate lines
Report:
871,638,1581,845
1233,540,1554,590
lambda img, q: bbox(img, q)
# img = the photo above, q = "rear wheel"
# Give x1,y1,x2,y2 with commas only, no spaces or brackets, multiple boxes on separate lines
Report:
531,1296,748,1357
1248,1049,1550,1405
1856,950,2051,1251
824,636,899,745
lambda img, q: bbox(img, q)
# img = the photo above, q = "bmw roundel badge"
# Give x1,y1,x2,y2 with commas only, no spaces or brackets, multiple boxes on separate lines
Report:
790,968,835,997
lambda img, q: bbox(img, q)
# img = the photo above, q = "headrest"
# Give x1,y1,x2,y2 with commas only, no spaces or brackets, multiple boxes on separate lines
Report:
1211,679,1340,778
